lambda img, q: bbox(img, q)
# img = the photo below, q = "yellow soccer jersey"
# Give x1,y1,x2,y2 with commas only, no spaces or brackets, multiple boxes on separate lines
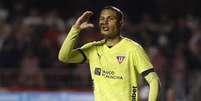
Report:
80,37,153,101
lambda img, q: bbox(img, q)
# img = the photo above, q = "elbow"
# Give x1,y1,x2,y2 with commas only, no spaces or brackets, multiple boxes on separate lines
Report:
58,53,68,63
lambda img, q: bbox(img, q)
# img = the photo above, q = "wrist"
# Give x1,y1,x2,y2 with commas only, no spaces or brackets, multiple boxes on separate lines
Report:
71,25,81,33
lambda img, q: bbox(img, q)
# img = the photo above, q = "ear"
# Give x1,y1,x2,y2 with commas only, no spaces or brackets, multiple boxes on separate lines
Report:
119,19,124,28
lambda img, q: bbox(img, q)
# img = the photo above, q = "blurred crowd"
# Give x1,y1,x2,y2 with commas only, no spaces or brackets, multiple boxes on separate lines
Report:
122,14,201,101
0,2,201,101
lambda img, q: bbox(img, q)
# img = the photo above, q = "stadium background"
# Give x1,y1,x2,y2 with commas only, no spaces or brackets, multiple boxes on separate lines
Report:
0,0,201,101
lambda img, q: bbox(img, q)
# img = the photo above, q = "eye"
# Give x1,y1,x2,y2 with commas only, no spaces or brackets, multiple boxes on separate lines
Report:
108,17,115,20
108,17,117,21
99,17,104,21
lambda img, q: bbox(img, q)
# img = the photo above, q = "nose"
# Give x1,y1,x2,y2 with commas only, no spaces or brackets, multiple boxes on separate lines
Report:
100,19,109,25
104,19,109,24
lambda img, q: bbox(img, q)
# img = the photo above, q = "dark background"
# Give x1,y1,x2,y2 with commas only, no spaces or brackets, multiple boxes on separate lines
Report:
0,0,201,101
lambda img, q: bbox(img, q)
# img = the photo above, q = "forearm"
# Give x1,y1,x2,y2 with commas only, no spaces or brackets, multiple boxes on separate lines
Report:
58,26,80,63
145,72,160,101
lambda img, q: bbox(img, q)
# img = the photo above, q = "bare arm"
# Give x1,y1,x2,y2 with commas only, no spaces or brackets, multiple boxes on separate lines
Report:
58,11,94,63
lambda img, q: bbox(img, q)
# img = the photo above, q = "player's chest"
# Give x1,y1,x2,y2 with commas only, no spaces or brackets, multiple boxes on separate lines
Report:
90,46,131,71
90,50,131,81
92,46,129,66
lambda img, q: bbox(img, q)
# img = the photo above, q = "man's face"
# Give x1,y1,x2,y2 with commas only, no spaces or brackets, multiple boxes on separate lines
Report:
99,9,122,38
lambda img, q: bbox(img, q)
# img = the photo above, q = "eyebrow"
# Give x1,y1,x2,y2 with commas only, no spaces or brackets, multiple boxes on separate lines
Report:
99,16,117,18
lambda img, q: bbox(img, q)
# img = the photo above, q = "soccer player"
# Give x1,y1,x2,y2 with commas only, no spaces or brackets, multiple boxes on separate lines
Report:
58,6,160,101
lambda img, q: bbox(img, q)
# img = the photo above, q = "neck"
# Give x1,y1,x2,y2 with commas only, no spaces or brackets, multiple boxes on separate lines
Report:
105,35,122,47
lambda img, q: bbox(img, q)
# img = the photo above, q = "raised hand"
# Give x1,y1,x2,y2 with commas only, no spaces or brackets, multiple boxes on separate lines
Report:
73,11,94,30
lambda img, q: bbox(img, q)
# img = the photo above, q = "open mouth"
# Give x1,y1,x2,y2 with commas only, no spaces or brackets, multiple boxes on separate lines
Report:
102,26,109,31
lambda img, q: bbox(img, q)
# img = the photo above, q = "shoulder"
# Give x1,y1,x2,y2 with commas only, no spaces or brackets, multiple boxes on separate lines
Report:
123,37,143,50
80,39,105,49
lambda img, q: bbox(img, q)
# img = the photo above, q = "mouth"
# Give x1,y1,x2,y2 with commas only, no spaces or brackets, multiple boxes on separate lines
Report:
102,26,109,31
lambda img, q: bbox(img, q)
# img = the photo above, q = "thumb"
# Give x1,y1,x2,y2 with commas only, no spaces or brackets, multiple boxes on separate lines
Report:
85,24,94,28
81,23,95,29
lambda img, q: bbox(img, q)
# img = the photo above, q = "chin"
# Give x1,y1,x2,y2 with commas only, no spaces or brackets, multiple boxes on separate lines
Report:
101,32,111,36
102,33,116,39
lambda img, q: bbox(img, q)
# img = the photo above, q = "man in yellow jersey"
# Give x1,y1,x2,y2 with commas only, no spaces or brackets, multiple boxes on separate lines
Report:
58,6,160,101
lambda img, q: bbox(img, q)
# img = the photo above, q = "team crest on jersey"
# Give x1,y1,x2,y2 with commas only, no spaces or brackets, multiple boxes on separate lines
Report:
116,56,125,64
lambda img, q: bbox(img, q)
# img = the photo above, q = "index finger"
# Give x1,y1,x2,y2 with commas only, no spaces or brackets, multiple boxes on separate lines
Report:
80,11,94,20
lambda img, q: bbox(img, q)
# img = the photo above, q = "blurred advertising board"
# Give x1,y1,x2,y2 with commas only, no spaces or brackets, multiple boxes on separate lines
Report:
0,92,94,101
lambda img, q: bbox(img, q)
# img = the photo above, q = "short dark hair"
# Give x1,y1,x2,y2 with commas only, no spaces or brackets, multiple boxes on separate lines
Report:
101,6,124,21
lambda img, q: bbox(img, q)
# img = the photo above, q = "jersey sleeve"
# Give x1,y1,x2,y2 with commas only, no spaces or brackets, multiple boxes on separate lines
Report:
132,44,153,74
79,42,96,61
58,26,85,63
145,72,160,101
79,40,105,62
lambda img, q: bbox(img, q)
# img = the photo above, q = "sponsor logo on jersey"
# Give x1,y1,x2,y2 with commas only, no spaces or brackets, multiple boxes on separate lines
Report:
116,56,125,64
132,86,137,101
95,68,101,76
94,67,123,80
